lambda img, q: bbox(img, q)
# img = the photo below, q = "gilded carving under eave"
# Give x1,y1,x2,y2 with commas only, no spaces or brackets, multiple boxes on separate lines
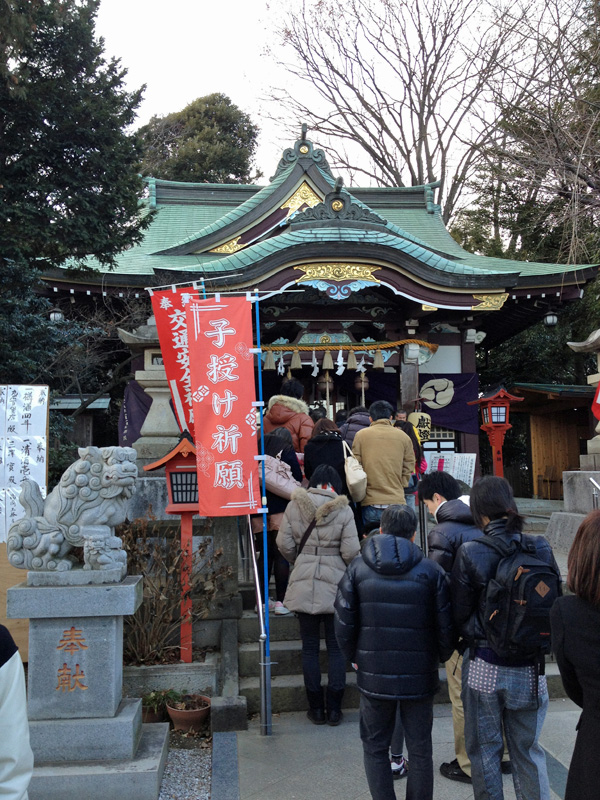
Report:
209,236,244,254
471,293,509,311
295,264,381,283
280,182,322,216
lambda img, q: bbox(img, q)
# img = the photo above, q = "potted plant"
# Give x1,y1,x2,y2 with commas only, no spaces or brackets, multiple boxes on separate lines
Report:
141,689,180,723
165,692,211,732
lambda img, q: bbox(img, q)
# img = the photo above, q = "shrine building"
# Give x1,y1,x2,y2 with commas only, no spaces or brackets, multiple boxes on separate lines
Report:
44,131,599,468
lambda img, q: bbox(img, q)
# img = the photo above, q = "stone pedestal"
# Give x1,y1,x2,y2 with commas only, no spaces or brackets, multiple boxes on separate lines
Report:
545,470,600,556
7,574,168,799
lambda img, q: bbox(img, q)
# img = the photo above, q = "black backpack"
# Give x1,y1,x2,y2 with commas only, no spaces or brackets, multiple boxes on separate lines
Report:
476,534,561,659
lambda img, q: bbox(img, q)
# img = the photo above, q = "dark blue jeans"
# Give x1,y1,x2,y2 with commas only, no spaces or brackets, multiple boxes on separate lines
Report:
296,612,346,711
360,693,433,800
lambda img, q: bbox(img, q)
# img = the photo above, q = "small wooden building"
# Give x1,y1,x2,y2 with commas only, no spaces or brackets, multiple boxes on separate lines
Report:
510,383,595,498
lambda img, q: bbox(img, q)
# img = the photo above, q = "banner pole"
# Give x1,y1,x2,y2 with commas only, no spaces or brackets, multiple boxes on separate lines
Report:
253,290,272,735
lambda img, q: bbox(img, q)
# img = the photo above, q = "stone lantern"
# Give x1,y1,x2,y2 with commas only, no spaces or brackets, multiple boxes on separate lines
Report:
118,316,180,468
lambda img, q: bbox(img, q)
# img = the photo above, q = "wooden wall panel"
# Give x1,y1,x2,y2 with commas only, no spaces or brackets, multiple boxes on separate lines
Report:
0,545,28,660
530,410,584,499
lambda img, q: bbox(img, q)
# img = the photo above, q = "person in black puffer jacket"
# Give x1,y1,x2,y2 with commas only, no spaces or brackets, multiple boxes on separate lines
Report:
335,505,454,800
339,405,370,447
450,476,559,800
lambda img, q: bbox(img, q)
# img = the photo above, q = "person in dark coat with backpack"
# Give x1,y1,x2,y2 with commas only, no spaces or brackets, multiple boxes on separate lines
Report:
550,509,600,800
335,504,455,800
303,418,349,498
450,476,559,800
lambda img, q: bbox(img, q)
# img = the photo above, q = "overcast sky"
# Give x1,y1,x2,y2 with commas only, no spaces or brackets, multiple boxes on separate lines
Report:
95,0,294,180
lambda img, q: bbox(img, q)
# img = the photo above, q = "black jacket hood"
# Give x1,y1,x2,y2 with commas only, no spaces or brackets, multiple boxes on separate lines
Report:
362,533,423,576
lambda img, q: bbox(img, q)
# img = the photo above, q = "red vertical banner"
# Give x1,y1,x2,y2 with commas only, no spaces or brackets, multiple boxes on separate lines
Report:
150,287,200,436
186,296,261,517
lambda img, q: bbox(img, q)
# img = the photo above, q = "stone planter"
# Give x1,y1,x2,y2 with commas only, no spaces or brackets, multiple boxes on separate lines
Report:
123,654,219,699
166,695,211,732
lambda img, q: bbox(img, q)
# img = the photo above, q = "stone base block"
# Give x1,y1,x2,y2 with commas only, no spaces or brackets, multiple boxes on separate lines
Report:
28,723,169,800
211,695,247,732
123,656,218,698
544,511,586,554
7,575,143,618
30,698,142,763
580,454,600,470
27,568,125,587
563,471,600,514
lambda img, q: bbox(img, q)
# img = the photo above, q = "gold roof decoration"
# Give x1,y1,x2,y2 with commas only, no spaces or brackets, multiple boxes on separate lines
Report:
294,263,381,283
209,236,245,255
471,293,509,311
280,182,322,217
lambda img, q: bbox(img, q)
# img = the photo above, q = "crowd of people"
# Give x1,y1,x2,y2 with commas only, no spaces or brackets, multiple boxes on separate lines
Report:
254,379,598,800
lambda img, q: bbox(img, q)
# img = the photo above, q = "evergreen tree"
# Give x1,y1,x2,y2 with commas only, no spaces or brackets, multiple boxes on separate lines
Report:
0,0,151,388
138,93,260,183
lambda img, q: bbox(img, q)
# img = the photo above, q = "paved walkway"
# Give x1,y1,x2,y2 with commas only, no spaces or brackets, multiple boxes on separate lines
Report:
237,699,578,800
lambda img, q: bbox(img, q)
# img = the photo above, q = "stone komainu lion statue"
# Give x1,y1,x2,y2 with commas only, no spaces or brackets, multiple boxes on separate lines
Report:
7,446,138,576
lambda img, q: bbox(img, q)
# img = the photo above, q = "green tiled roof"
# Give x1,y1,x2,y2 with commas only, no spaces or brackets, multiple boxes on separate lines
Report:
64,157,597,281
153,164,297,253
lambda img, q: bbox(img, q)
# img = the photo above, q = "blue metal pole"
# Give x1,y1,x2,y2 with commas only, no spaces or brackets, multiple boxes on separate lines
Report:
253,289,272,735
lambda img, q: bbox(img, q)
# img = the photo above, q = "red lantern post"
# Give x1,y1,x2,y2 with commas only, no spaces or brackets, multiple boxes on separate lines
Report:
468,388,523,478
144,432,198,663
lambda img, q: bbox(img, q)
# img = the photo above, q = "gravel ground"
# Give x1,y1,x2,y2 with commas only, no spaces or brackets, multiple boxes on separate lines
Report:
158,730,212,800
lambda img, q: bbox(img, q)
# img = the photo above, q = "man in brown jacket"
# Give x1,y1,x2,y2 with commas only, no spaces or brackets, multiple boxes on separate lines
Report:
352,400,415,527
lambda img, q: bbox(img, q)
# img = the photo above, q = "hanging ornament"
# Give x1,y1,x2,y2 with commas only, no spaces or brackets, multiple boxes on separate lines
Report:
354,371,369,405
356,354,367,373
277,354,285,375
346,350,358,370
311,349,319,377
322,349,334,371
263,350,276,371
335,348,345,376
373,349,385,370
317,372,334,392
291,349,302,371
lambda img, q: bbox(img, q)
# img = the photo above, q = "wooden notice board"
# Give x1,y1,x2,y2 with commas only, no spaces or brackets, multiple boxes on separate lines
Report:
0,544,28,660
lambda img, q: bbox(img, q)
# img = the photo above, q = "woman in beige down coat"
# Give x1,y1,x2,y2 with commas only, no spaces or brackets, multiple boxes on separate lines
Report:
277,464,360,726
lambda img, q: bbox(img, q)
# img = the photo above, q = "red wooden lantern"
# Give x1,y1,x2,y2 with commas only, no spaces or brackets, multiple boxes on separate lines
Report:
468,388,523,478
144,431,197,663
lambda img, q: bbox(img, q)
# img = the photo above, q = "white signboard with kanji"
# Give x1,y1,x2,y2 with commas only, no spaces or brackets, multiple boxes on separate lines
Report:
426,452,477,487
0,386,48,542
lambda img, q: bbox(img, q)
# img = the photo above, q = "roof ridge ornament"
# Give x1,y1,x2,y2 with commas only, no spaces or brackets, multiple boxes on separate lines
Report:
294,183,387,226
270,124,334,181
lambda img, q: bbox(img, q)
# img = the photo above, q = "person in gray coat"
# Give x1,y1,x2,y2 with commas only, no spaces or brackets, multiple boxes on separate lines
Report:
277,464,360,726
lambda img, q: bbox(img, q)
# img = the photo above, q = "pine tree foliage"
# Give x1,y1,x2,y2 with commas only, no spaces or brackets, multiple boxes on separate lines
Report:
0,0,151,270
138,94,260,183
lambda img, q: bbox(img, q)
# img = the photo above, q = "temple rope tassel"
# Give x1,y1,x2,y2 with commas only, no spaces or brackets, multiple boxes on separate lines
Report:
322,350,334,371
290,349,302,370
263,350,276,371
373,349,385,370
346,349,357,370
